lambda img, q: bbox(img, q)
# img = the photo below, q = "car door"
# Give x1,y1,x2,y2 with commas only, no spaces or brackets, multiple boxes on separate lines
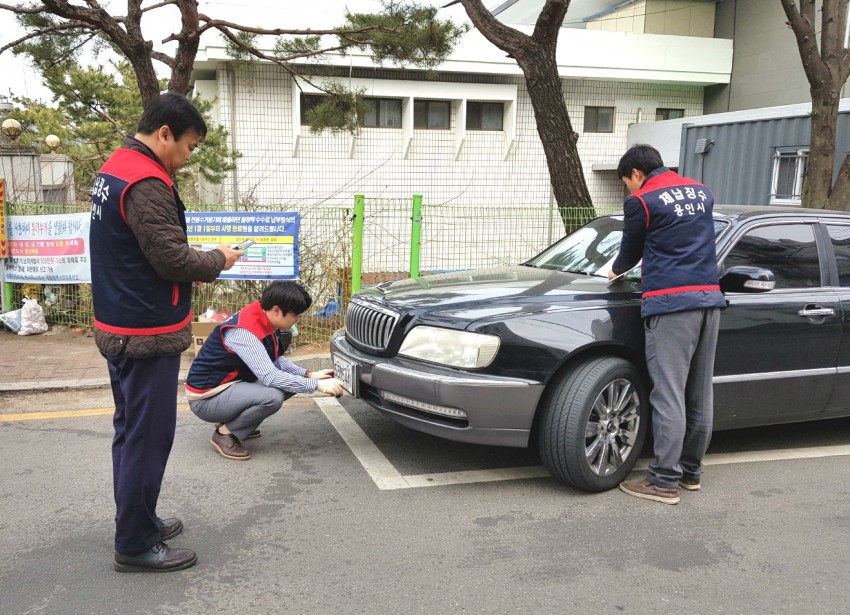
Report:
713,221,841,428
822,222,850,417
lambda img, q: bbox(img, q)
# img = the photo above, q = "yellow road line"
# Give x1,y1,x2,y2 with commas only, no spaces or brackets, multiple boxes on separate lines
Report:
0,404,191,422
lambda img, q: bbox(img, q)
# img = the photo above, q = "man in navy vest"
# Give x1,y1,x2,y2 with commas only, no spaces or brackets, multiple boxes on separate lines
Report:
186,281,344,460
91,94,242,572
608,144,726,505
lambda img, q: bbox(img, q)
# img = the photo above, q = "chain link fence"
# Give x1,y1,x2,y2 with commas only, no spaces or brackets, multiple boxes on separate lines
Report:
3,199,621,346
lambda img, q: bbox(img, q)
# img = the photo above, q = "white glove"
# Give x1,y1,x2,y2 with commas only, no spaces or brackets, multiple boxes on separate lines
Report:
316,378,344,397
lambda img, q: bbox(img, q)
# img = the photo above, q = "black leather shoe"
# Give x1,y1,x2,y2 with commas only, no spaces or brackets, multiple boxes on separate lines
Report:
155,517,183,541
114,542,197,573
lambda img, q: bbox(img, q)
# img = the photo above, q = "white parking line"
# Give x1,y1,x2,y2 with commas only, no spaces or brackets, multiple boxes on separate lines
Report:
315,397,411,490
317,398,850,490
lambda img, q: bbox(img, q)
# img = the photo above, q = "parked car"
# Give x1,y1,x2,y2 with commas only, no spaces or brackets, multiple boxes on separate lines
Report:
330,206,850,491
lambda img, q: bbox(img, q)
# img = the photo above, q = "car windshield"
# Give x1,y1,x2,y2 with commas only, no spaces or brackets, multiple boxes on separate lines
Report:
524,215,731,278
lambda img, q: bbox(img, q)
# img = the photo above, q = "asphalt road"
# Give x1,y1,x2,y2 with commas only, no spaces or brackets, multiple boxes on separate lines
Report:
1,387,849,615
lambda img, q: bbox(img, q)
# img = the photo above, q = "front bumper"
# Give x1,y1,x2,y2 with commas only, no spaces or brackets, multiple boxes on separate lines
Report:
331,334,544,448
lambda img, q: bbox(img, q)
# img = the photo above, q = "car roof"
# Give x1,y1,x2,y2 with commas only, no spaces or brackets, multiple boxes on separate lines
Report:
713,204,850,221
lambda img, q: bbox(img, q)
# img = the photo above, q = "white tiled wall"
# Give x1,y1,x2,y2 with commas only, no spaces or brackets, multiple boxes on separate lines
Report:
202,64,703,212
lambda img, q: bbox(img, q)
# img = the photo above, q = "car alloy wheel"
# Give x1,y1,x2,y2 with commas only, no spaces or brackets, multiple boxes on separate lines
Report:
538,356,649,492
584,377,641,477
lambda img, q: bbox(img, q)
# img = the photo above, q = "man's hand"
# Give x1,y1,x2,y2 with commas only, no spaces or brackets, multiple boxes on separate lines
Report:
608,270,618,280
307,369,335,380
317,378,345,397
216,244,244,271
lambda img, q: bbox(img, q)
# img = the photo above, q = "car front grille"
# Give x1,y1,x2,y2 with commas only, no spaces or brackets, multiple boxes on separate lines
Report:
345,301,399,351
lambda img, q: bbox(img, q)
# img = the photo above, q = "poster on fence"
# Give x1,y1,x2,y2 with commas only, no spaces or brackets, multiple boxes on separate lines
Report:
186,212,300,280
4,212,91,283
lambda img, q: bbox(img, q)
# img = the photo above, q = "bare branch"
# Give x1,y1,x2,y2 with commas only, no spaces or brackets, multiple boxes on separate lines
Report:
0,20,94,54
213,24,349,64
822,0,839,68
151,50,175,68
0,2,45,13
187,15,391,41
837,0,850,83
780,0,830,87
141,0,177,12
458,0,528,53
532,0,568,45
42,30,99,69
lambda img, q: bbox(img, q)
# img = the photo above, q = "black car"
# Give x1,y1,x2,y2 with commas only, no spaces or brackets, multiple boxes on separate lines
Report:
330,206,850,492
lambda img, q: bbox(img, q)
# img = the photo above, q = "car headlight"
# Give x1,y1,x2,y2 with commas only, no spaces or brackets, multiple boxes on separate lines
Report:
398,326,500,369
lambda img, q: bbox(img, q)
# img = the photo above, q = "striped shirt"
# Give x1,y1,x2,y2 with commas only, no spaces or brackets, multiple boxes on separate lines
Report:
223,326,318,394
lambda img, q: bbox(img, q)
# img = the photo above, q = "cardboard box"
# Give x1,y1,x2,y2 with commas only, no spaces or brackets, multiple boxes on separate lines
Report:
191,321,218,356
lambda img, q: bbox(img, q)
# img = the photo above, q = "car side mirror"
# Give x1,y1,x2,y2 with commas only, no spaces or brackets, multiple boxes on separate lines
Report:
720,266,776,293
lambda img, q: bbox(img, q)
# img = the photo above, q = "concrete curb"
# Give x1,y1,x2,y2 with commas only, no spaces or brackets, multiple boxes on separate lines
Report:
0,353,333,393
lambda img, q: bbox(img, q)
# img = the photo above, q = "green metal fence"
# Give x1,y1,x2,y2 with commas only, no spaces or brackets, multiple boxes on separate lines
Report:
3,197,622,346
349,197,620,288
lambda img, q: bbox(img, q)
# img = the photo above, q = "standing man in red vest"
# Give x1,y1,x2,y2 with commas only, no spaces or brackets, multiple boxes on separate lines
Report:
90,93,242,572
608,144,726,506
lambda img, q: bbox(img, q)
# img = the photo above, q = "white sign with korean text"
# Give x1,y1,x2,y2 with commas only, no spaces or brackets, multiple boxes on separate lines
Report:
4,213,92,283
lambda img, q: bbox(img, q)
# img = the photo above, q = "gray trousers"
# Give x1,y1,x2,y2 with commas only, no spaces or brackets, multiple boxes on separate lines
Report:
645,308,721,489
189,382,292,442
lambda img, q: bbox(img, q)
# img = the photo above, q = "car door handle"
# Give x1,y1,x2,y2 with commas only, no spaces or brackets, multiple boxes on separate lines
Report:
798,307,835,317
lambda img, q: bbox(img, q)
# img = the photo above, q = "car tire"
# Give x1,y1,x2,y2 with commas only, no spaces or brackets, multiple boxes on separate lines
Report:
538,356,649,492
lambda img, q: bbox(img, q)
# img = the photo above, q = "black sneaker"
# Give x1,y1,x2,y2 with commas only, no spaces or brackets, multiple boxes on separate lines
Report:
679,478,702,491
114,542,197,573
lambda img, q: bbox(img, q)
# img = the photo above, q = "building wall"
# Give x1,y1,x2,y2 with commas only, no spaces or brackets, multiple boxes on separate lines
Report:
703,0,849,113
202,63,704,211
587,1,714,37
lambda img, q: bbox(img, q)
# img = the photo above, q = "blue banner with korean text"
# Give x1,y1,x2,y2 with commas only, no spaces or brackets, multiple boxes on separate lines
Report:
186,212,300,280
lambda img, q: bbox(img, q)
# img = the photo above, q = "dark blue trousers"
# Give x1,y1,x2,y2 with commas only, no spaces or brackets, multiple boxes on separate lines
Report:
104,352,181,555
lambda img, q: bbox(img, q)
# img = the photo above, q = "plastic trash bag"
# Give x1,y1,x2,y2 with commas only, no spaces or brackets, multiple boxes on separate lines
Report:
0,308,22,333
18,297,48,336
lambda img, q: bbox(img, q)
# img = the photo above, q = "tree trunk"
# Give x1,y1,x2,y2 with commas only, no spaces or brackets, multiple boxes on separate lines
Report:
515,44,593,232
168,1,202,97
803,91,840,210
169,40,200,97
126,52,163,107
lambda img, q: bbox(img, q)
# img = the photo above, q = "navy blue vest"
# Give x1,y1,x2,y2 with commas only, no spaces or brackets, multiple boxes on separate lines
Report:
186,302,281,394
89,148,193,334
632,170,726,317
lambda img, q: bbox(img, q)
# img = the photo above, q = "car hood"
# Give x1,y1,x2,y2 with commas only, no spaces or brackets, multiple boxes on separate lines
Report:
357,266,638,322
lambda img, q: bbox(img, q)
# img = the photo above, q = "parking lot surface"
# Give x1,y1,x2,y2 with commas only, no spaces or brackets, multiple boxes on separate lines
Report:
2,388,849,614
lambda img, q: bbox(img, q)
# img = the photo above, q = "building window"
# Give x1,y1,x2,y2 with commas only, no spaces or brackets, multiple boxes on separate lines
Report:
414,100,451,129
770,149,808,205
583,106,614,133
362,98,403,128
466,101,504,131
300,93,325,126
656,108,685,121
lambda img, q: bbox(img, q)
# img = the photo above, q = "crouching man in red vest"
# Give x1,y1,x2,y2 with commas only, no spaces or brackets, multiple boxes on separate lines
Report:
186,281,344,460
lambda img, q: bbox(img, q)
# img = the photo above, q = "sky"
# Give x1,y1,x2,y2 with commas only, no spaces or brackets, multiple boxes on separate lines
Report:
0,0,615,106
0,0,470,104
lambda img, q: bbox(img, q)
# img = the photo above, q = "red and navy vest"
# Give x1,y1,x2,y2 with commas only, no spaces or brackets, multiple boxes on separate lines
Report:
89,147,193,335
631,169,726,317
185,302,281,394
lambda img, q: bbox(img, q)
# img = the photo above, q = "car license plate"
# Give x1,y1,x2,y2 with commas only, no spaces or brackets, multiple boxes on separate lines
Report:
333,353,360,398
